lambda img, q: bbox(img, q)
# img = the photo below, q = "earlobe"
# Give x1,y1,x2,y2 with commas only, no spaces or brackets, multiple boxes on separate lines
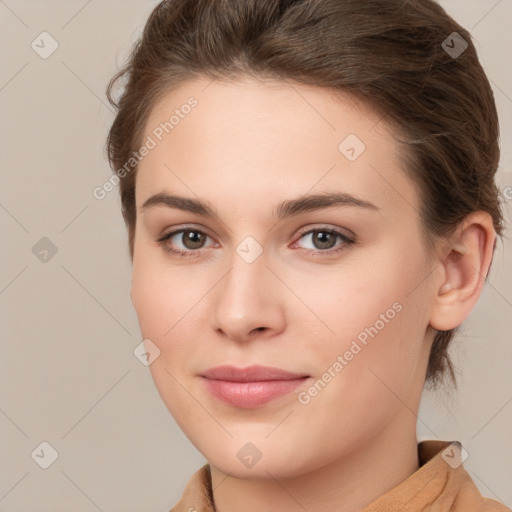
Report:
429,212,496,331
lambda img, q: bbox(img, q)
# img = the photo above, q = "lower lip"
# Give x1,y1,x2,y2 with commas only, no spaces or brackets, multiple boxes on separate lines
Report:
201,377,310,408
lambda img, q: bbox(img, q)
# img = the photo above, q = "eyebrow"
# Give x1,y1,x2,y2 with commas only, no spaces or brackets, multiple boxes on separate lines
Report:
141,191,380,221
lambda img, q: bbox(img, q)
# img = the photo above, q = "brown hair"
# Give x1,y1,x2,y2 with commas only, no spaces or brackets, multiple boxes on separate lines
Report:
105,0,505,390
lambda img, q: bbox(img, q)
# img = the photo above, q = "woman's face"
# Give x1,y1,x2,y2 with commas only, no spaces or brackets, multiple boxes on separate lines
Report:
131,76,440,478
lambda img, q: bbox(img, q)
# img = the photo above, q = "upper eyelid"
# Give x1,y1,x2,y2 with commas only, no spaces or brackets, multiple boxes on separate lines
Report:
295,224,353,238
158,225,216,243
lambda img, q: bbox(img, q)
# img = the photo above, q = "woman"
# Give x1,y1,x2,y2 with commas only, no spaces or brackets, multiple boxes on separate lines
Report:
105,0,509,510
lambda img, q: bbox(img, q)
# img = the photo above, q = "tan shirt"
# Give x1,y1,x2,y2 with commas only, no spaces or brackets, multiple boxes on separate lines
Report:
170,440,510,511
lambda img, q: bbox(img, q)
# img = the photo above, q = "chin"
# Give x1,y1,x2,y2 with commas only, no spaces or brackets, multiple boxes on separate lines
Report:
198,436,323,480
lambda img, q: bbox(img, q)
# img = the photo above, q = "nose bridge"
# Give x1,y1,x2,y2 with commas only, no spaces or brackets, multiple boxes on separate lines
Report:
220,240,268,315
212,236,283,340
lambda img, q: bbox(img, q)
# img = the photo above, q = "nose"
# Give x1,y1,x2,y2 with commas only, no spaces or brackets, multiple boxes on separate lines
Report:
211,247,286,343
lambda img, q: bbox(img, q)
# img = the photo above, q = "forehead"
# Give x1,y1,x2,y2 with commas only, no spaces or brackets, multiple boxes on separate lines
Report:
136,76,418,219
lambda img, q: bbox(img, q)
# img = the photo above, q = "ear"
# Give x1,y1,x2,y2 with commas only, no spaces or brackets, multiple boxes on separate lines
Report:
429,211,497,331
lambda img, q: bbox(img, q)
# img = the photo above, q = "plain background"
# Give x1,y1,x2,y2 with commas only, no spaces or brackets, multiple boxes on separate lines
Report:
1,1,511,511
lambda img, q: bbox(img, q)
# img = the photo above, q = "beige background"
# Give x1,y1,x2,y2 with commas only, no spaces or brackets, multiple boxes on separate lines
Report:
1,1,511,510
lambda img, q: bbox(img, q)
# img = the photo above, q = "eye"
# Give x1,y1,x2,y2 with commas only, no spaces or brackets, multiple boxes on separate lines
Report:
293,226,355,256
157,227,216,258
157,225,356,258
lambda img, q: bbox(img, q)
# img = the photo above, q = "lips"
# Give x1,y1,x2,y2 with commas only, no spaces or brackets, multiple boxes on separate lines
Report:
200,365,309,382
199,365,311,408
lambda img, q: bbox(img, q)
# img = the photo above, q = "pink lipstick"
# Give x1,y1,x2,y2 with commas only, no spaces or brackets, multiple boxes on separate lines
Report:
200,365,310,408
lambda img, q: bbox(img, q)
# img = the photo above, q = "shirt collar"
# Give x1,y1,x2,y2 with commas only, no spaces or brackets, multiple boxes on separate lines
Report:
170,440,506,512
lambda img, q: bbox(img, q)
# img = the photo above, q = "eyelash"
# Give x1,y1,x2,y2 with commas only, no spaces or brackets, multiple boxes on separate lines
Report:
157,225,356,259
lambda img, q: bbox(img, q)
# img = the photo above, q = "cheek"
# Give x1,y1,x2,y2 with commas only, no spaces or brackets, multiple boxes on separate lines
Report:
130,250,207,372
322,251,418,330
131,244,187,331
131,257,162,337
131,254,202,424
311,237,430,381
131,249,180,358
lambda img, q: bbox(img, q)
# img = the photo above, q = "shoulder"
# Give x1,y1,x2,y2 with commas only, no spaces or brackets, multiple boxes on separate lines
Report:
420,441,510,512
453,468,510,511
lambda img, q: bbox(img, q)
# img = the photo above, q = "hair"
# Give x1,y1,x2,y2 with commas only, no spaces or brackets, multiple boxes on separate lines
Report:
105,0,505,390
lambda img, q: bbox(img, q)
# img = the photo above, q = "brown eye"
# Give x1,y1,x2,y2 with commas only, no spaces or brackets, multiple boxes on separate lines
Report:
295,228,355,254
310,230,338,250
180,230,207,250
157,228,214,257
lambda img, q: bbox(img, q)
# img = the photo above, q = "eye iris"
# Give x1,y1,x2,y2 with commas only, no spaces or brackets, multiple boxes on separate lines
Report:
183,230,205,249
313,231,336,250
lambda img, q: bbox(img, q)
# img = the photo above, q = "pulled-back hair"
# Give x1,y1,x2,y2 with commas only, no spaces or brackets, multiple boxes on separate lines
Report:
105,0,505,390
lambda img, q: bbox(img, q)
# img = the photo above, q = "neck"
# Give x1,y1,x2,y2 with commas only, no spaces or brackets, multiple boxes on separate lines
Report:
210,413,420,512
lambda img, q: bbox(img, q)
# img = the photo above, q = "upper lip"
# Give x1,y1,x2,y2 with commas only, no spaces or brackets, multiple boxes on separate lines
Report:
200,365,309,382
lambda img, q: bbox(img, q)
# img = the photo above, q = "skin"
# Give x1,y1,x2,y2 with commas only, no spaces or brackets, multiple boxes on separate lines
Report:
130,76,496,512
